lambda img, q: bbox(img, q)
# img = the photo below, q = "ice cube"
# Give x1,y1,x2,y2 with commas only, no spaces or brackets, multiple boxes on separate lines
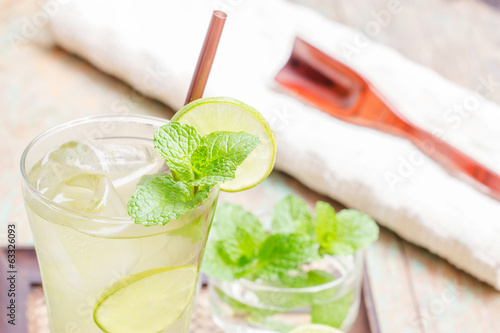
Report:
29,141,128,216
29,141,106,195
50,141,107,173
91,141,168,202
52,173,128,216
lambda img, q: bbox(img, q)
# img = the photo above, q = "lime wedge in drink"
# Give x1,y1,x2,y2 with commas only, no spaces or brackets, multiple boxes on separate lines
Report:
94,265,197,333
172,97,276,192
290,324,344,333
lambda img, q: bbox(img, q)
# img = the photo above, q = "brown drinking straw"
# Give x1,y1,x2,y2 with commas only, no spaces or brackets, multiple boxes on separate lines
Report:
185,10,227,104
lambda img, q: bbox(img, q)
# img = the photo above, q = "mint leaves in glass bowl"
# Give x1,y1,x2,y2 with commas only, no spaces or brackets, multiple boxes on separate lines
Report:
202,195,379,333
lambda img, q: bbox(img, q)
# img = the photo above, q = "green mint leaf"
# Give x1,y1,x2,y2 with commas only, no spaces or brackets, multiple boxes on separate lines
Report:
128,174,208,226
311,291,354,328
190,145,209,172
253,269,336,315
202,204,267,280
130,121,262,228
189,131,260,187
202,240,256,281
201,241,238,281
136,173,165,187
314,201,337,252
256,318,295,333
201,131,260,167
213,286,280,319
271,195,314,235
305,269,336,287
189,156,236,187
250,233,319,280
264,269,335,289
322,209,379,255
153,122,201,181
210,203,267,245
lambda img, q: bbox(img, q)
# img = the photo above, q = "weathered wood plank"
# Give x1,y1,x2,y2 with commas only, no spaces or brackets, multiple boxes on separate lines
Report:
404,242,500,333
365,230,424,333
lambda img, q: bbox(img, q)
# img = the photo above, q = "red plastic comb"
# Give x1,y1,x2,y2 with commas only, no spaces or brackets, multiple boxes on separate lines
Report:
275,37,500,201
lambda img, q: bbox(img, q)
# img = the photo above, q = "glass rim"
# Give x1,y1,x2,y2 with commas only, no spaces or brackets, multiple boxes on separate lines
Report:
20,114,218,225
213,253,362,293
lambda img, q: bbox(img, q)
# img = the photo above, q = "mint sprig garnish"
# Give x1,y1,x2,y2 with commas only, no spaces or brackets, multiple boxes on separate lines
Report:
202,195,379,329
128,174,209,226
203,204,269,280
154,122,201,181
316,206,380,256
128,122,260,226
210,204,267,260
311,291,355,327
203,195,379,281
271,195,314,235
189,131,260,187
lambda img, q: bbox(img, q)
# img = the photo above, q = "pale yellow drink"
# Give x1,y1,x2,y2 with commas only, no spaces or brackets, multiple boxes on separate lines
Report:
21,115,218,333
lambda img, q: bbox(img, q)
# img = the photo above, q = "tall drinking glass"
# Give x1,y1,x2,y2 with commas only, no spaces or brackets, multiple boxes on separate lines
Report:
21,115,219,333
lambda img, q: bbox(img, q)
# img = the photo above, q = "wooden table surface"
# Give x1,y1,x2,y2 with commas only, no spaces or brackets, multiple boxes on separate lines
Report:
1,0,500,332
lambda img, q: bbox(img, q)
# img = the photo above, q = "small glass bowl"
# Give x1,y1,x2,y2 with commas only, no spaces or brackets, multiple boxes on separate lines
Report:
209,251,364,333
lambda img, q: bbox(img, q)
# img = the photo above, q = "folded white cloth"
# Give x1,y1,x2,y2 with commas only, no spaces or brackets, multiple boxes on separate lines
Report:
48,0,500,289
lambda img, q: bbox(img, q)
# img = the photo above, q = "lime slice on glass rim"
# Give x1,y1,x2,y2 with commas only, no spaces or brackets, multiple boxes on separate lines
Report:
93,265,197,333
290,324,345,333
172,97,276,192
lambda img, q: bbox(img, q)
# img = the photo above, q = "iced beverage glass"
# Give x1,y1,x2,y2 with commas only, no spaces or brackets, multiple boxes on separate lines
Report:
21,115,219,333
